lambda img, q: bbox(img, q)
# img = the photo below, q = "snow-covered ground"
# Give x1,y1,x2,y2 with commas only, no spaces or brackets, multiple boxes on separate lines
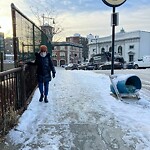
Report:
2,67,150,150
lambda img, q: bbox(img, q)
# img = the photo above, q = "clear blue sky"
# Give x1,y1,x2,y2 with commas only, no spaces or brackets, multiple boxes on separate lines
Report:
0,0,150,41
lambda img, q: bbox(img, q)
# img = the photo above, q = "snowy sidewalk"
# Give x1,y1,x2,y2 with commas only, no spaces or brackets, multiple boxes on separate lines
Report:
2,67,150,150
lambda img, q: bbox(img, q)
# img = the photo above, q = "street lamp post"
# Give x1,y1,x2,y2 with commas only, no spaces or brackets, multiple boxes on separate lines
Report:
102,0,126,75
42,14,55,26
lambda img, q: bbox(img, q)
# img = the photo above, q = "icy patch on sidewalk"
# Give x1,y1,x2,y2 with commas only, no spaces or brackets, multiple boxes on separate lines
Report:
7,68,150,149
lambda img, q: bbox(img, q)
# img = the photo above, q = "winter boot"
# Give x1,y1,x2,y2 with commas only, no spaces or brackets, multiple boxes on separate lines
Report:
44,96,48,103
39,94,44,102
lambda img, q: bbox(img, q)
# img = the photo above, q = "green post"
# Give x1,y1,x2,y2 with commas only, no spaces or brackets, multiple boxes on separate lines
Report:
33,24,35,56
0,52,4,72
11,3,18,67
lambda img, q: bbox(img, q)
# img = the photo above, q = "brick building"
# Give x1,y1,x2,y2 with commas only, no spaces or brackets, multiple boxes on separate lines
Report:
52,42,83,66
66,34,88,61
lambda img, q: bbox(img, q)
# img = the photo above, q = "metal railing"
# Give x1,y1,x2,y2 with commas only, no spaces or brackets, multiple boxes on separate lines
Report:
0,64,37,136
0,3,53,137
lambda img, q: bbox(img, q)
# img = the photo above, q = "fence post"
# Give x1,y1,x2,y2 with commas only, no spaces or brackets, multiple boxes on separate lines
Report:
33,24,35,54
11,3,18,67
20,65,26,109
0,52,4,72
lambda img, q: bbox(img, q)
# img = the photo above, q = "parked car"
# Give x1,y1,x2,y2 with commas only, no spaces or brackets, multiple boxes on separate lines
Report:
61,64,68,68
98,61,123,70
86,63,96,70
89,53,125,70
78,63,88,70
65,63,78,70
126,62,134,69
3,60,14,64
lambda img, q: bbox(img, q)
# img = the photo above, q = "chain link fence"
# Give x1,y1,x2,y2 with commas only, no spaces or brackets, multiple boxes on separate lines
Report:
11,3,52,66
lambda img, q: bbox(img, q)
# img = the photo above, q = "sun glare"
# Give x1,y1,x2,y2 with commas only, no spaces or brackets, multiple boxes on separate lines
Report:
0,16,12,37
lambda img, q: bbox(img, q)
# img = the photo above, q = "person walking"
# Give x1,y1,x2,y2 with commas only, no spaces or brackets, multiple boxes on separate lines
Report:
30,45,56,103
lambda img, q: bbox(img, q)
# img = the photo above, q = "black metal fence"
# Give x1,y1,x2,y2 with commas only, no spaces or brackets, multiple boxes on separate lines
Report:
0,65,37,136
0,3,54,137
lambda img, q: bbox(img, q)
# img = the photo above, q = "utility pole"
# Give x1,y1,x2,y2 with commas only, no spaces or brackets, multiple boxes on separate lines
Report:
42,14,44,25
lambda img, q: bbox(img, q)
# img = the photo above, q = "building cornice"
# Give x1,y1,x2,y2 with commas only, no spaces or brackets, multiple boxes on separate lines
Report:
52,42,83,48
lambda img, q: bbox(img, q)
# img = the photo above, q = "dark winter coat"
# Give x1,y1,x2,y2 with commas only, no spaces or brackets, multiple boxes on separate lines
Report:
34,52,56,82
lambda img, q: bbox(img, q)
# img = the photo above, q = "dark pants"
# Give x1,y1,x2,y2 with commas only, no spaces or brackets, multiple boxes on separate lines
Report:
38,81,49,96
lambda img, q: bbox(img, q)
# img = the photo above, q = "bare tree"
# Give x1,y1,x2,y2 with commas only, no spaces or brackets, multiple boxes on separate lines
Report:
29,0,63,41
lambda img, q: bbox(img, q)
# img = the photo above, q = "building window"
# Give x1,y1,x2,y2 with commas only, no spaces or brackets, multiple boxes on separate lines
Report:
129,55,134,62
52,52,57,57
109,47,112,52
54,46,57,50
118,46,122,55
129,45,134,49
60,52,65,57
60,46,65,50
101,48,105,53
